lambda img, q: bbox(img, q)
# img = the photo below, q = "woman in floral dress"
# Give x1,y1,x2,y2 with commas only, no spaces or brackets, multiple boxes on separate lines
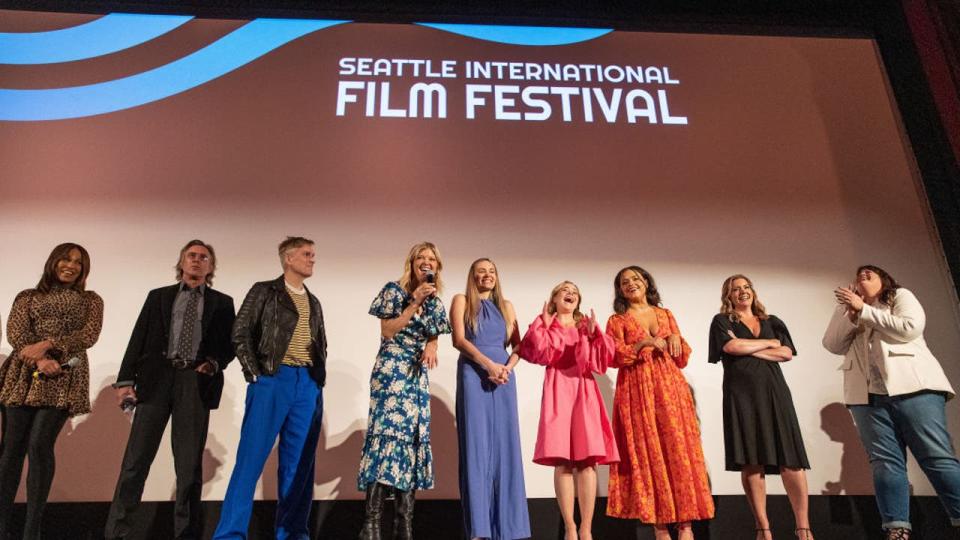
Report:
605,266,714,540
357,241,451,540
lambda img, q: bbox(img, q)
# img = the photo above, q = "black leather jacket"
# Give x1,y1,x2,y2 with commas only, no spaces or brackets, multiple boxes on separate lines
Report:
232,276,327,385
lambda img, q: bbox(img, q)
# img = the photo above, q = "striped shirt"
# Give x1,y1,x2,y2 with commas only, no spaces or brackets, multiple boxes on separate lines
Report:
282,287,313,367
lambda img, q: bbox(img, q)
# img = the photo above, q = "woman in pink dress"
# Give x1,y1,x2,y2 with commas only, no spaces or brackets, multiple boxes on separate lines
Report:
520,280,619,540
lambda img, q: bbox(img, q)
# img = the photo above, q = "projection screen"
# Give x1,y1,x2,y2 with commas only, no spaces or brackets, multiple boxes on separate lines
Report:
1,10,958,502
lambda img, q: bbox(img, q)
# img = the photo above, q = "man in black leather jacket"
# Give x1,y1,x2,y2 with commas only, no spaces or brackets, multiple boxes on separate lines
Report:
213,236,327,540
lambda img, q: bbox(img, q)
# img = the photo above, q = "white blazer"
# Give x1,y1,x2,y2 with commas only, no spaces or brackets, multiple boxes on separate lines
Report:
822,288,955,405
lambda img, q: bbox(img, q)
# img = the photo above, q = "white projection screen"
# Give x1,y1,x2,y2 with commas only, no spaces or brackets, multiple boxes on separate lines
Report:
1,10,959,503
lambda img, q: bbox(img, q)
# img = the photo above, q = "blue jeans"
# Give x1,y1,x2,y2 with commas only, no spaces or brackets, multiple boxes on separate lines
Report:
849,392,960,530
213,366,323,540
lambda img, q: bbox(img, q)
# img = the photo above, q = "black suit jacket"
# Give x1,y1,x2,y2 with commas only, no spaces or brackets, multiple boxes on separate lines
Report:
116,284,236,409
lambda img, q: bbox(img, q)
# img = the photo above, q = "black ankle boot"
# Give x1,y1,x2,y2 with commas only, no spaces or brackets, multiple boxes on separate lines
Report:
393,488,415,540
359,483,387,540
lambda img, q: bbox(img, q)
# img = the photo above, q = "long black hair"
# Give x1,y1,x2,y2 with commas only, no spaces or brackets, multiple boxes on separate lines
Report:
36,243,90,292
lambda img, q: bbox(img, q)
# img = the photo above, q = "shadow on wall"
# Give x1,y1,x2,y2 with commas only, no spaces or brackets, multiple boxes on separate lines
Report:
595,373,615,495
50,380,131,501
820,402,873,495
314,367,367,501
428,388,459,499
819,401,882,530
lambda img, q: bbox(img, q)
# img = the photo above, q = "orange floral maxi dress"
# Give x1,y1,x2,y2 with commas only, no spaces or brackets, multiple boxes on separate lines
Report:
605,308,714,524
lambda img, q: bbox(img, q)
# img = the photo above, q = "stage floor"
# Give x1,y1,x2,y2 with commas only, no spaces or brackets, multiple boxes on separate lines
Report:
10,495,956,539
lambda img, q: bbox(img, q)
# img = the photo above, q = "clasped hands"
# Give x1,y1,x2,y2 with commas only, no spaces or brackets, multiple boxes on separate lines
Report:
636,334,683,358
484,360,513,386
834,284,864,311
19,340,61,377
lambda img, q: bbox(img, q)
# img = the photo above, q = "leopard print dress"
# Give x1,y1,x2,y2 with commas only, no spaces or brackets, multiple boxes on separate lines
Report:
0,288,103,416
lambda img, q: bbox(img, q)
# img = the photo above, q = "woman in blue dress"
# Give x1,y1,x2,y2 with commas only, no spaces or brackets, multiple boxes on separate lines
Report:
450,258,530,540
358,241,451,540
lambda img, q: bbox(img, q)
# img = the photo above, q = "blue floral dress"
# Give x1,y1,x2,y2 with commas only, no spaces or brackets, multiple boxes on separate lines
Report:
357,281,451,491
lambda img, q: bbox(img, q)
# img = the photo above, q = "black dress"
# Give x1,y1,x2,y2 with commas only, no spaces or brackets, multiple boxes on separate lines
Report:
708,314,810,474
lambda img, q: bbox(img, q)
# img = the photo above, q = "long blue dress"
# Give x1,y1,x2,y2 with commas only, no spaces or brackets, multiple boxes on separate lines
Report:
456,299,531,540
358,281,451,491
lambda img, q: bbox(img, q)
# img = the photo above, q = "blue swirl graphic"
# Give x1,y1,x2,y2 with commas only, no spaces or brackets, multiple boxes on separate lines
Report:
416,23,611,46
0,18,347,121
0,13,194,65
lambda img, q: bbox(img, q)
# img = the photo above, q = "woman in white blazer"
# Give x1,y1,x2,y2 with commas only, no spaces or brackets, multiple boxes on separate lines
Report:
822,265,960,540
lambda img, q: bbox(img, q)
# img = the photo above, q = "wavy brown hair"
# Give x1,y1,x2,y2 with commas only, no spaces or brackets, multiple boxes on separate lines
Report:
399,241,444,294
612,266,661,314
720,274,769,322
857,264,900,307
175,239,217,286
36,243,91,293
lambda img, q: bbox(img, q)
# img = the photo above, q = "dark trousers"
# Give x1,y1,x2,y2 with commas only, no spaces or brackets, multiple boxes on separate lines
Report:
104,370,211,540
0,406,69,540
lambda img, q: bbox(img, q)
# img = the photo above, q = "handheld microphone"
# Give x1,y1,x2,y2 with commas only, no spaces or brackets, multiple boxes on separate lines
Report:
424,270,436,284
33,356,80,380
120,395,138,413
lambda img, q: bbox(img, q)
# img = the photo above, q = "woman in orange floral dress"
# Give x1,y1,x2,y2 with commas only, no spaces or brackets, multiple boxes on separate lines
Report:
605,266,714,540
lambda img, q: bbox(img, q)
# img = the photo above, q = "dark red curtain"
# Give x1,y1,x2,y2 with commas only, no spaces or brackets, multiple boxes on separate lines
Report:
904,0,960,169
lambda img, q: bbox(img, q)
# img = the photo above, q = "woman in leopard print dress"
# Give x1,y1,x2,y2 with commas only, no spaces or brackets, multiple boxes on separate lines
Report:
0,243,103,540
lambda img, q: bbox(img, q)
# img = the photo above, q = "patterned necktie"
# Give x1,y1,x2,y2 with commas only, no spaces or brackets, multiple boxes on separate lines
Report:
176,288,200,362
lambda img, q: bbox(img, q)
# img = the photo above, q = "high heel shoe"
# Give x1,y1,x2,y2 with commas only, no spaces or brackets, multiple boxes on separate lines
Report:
885,528,910,540
795,527,813,540
756,528,771,540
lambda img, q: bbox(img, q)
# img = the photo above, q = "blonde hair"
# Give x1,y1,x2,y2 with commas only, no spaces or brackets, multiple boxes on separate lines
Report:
463,258,509,335
278,236,314,269
399,241,444,294
548,280,584,322
720,274,769,322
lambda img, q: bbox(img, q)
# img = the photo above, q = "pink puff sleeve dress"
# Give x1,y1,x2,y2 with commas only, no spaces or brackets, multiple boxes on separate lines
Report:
520,316,620,467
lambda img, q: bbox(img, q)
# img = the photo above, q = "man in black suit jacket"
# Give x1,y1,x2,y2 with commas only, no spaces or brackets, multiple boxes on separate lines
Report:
104,240,236,540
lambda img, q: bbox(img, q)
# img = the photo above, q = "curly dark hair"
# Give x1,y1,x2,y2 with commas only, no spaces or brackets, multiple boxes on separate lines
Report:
612,266,661,314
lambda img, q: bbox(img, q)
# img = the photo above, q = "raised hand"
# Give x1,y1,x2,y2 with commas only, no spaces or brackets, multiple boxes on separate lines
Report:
586,309,598,334
540,301,556,327
834,285,864,312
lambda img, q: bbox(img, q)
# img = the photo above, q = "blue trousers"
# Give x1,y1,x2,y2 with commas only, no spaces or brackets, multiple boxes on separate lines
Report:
213,366,323,540
849,392,960,530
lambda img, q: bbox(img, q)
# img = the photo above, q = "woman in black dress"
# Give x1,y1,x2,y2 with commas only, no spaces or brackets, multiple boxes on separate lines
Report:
708,275,812,540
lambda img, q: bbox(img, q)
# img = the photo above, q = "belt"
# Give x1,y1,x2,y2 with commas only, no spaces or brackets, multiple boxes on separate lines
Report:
171,358,195,370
